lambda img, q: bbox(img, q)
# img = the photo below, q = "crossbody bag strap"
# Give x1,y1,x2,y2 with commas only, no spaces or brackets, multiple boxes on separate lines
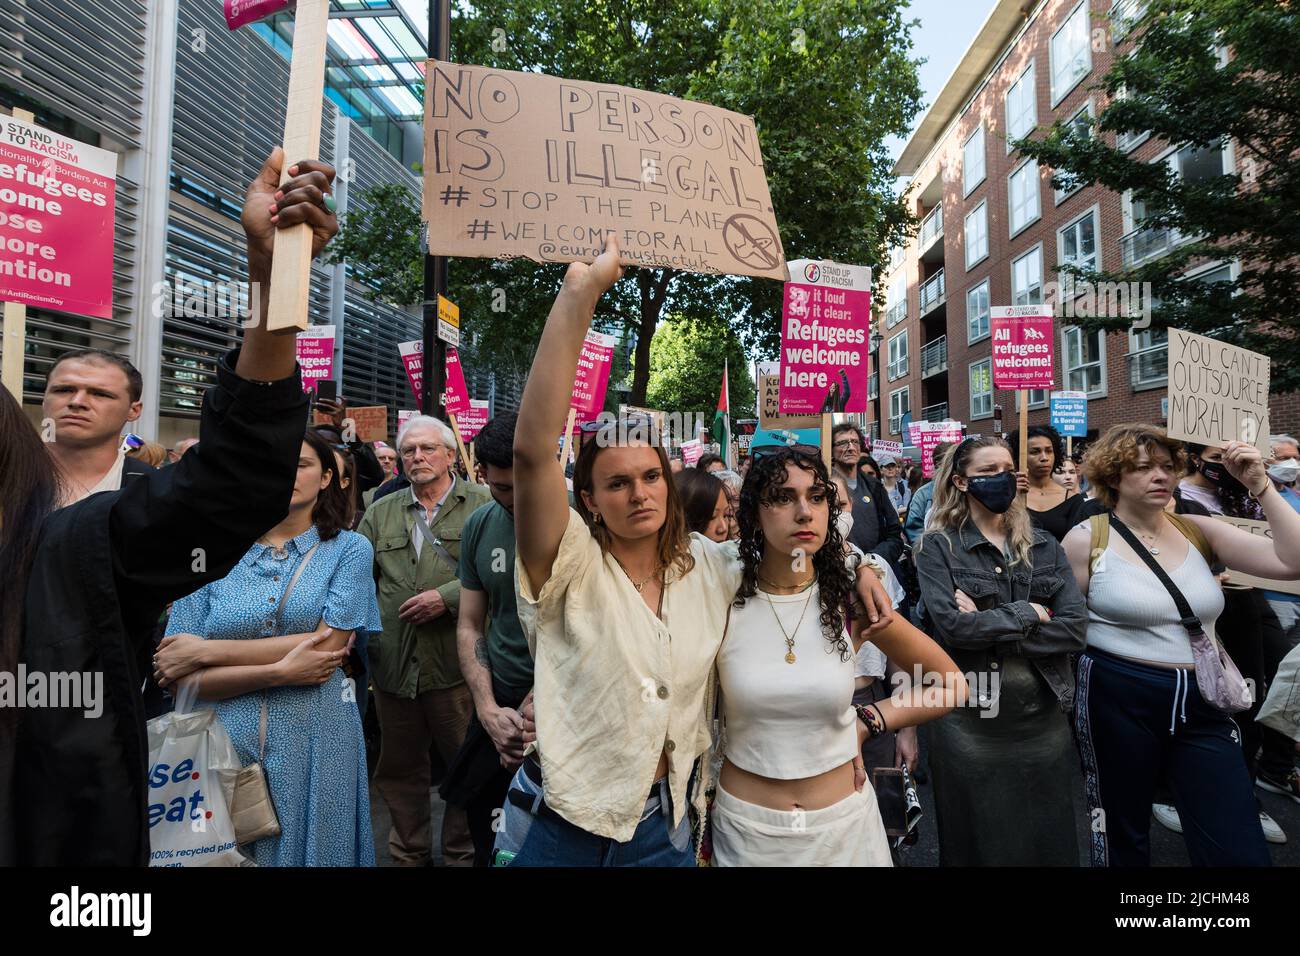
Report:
260,541,321,761
413,510,459,574
1107,514,1203,637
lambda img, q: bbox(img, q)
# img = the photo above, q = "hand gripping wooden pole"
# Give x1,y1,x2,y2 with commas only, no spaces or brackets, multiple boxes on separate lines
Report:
2,108,35,397
266,0,331,332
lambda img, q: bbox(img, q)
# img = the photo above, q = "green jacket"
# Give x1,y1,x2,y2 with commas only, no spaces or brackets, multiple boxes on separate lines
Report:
358,477,491,697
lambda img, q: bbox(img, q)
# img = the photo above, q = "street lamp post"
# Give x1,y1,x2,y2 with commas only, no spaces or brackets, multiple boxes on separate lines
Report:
421,0,451,418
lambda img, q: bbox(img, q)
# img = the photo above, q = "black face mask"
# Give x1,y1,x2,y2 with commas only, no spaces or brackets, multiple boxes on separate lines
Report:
1198,459,1246,494
964,471,1018,514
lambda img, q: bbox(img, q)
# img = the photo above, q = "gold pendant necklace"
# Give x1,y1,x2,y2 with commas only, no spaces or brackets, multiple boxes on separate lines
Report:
614,556,661,592
763,582,816,664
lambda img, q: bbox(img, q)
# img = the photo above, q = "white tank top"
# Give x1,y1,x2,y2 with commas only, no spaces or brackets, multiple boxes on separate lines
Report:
718,584,857,780
1085,538,1224,666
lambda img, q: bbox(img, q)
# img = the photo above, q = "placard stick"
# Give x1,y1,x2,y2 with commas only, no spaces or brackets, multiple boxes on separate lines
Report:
1067,436,1073,459
1018,391,1028,476
558,407,578,468
448,413,473,476
821,413,832,472
1,108,34,397
266,0,330,333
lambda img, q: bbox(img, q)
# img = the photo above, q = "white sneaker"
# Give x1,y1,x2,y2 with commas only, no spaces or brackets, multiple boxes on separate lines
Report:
1259,809,1287,845
1152,803,1182,833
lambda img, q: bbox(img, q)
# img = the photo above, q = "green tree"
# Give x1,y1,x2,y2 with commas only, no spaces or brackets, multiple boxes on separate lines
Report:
324,183,423,307
1013,0,1300,386
645,311,756,418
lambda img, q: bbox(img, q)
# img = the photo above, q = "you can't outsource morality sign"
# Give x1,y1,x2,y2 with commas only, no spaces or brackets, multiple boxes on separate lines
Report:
422,62,788,281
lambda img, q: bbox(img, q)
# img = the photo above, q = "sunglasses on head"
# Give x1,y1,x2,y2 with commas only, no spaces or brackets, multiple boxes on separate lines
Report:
751,443,822,460
578,414,656,433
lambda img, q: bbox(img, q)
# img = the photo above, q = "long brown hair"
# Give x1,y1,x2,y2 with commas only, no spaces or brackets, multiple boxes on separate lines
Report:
572,421,694,581
1,388,60,732
919,434,1036,567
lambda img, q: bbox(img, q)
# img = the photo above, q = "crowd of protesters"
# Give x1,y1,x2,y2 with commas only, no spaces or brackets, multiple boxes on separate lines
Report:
4,159,1300,870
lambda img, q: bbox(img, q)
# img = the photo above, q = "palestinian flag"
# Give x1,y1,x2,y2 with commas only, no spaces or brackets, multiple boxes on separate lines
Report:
712,359,731,469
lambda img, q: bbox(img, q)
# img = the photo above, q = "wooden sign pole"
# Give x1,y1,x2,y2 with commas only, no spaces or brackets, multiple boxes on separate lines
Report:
821,412,832,472
2,108,35,398
448,413,473,476
1067,436,1073,459
1018,390,1028,477
266,0,331,332
559,407,578,468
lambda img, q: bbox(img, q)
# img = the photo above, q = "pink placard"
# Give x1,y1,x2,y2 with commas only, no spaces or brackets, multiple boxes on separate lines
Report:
0,116,117,318
223,0,293,29
571,330,617,419
990,306,1055,390
295,324,334,392
399,339,423,402
445,346,470,416
681,439,704,467
458,400,490,441
919,422,964,478
777,260,872,415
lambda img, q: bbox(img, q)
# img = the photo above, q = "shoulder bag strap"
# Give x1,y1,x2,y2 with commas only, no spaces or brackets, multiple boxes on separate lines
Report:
260,541,321,761
1107,514,1204,637
1087,513,1108,584
1165,511,1214,566
413,507,459,574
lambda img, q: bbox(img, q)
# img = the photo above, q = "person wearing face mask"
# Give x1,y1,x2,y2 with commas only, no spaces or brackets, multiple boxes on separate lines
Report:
914,435,1088,865
1062,427,1300,864
1170,443,1289,839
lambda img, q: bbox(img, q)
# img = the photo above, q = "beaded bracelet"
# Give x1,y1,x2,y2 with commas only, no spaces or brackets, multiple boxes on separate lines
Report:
855,702,888,739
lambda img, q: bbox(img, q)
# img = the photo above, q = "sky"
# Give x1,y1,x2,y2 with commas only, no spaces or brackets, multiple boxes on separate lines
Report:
888,0,1000,182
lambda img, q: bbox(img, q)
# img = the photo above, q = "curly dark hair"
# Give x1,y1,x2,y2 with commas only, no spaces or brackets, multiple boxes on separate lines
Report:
1011,425,1065,473
734,448,853,661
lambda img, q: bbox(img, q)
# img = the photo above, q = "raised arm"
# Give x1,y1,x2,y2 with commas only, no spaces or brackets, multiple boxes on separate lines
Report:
513,235,624,593
1191,440,1300,579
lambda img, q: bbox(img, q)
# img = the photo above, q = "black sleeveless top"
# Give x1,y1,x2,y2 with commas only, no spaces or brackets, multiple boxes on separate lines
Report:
1028,493,1086,541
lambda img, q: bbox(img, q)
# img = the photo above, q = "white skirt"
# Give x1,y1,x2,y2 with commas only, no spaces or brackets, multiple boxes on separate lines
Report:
711,782,894,867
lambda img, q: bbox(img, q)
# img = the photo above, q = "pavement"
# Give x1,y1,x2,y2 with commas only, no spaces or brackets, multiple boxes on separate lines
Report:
367,727,1300,866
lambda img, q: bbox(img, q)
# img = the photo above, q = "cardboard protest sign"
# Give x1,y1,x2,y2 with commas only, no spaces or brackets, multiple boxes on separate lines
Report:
458,399,490,441
777,260,871,414
990,306,1054,390
295,324,335,392
346,406,388,443
872,439,903,458
1167,330,1269,454
422,62,788,281
0,115,117,318
1050,390,1087,438
1214,516,1300,596
572,329,618,419
444,346,471,416
398,339,423,403
758,369,820,431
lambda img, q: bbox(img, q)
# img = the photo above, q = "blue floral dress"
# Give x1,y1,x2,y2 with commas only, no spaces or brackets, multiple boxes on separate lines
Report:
166,525,381,867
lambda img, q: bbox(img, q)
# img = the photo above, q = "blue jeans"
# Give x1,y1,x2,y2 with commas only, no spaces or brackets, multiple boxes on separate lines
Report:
494,764,694,867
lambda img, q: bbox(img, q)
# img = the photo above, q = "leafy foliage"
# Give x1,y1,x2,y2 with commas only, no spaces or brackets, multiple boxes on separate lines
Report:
645,311,757,416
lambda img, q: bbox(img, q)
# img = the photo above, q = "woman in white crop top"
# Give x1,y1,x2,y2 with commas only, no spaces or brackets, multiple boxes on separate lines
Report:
710,445,966,867
1062,425,1300,867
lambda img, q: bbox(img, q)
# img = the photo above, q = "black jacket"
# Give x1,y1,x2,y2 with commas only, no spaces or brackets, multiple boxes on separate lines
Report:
11,351,307,866
841,468,904,567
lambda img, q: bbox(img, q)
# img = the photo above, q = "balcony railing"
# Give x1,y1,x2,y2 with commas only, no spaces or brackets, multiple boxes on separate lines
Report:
919,205,944,251
889,414,907,436
886,300,908,329
920,336,948,378
921,402,950,423
919,269,946,314
1121,224,1185,268
867,371,879,400
1127,343,1168,389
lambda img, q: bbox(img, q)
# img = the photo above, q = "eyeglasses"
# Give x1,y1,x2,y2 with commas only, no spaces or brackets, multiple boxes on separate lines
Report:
832,440,860,451
400,443,451,459
751,443,822,460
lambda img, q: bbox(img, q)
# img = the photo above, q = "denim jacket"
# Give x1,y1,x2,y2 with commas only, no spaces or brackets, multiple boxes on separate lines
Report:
915,521,1087,711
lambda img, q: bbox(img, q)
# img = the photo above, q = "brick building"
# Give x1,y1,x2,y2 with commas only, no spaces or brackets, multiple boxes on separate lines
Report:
871,0,1294,452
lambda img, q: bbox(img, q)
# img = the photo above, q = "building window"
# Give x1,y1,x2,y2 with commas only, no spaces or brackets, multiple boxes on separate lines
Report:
1005,60,1037,148
1051,1,1092,106
886,272,908,328
1009,160,1041,236
1012,245,1043,305
889,387,910,436
887,328,909,381
970,359,993,419
1064,326,1106,395
889,245,905,270
965,201,988,269
1129,327,1168,389
1058,208,1098,298
963,125,986,197
1113,84,1151,153
967,280,991,344
1054,101,1094,203
1111,0,1148,41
